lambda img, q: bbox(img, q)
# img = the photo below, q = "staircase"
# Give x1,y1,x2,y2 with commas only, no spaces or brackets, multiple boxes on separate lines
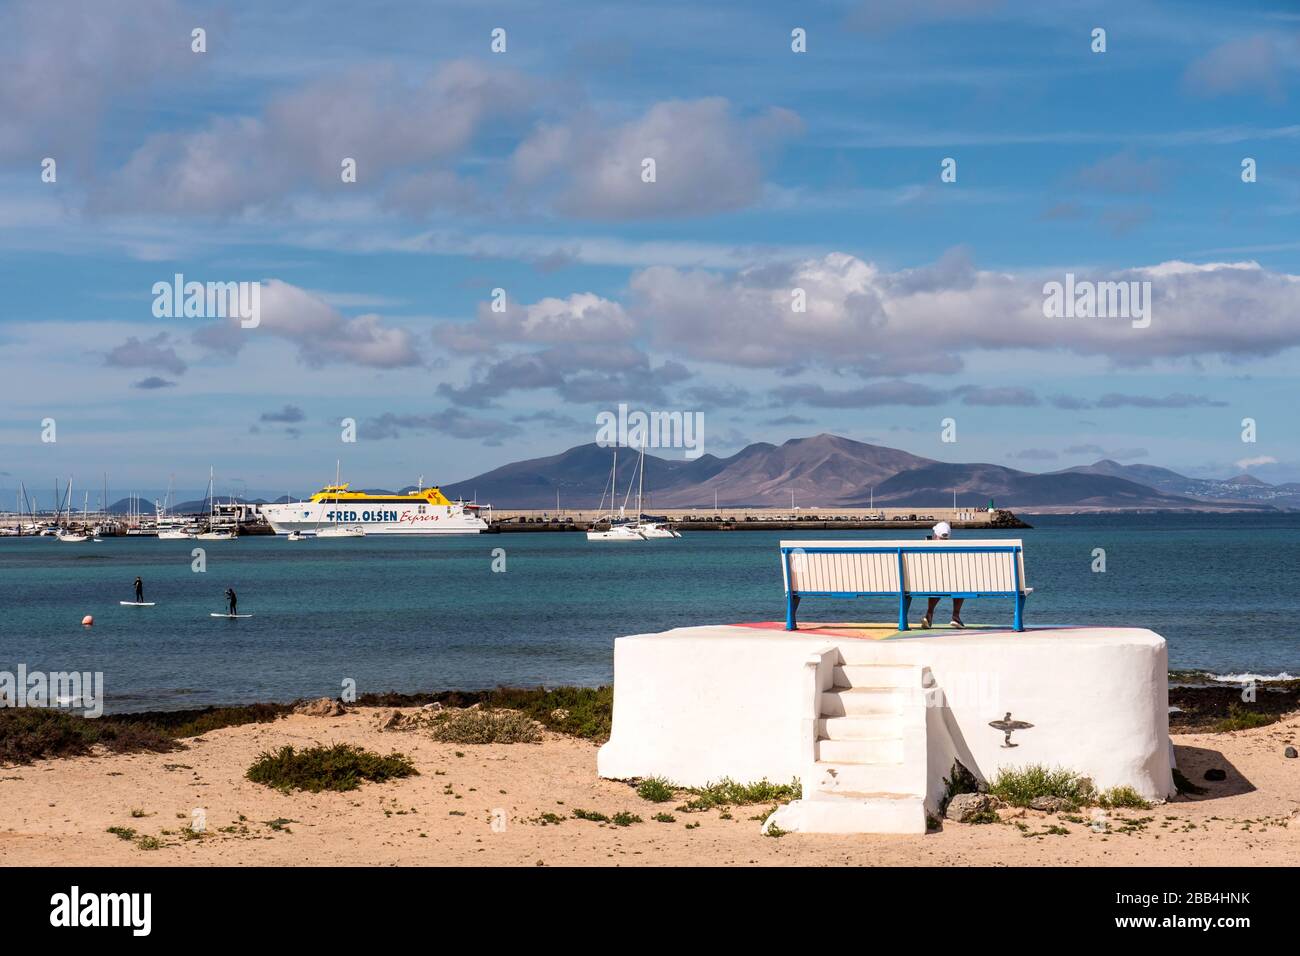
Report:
766,658,932,834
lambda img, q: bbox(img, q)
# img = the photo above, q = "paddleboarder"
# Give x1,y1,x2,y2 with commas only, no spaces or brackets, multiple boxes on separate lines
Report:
224,587,237,616
133,577,144,603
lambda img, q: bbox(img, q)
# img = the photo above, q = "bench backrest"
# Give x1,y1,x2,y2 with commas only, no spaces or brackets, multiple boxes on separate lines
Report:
779,540,1028,595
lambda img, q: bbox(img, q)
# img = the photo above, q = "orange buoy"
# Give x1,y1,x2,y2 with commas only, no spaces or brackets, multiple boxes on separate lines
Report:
81,615,94,626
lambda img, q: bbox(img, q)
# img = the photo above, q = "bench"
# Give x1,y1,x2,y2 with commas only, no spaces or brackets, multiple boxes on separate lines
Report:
779,539,1032,632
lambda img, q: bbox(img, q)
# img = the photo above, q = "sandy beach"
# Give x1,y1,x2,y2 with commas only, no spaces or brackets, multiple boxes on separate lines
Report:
1,704,1297,867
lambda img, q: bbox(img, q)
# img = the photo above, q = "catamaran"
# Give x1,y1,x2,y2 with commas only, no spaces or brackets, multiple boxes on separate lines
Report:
626,445,682,539
587,449,645,541
260,471,489,535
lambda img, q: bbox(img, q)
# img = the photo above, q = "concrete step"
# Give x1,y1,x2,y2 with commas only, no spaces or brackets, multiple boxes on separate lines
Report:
764,794,926,835
819,687,905,717
809,759,923,797
816,714,899,740
816,736,904,764
832,664,918,689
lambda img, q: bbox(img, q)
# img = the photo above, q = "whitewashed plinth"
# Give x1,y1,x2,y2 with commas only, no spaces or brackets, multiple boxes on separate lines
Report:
596,624,1174,833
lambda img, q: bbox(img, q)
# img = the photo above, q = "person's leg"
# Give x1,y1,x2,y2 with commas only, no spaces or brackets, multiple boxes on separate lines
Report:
921,597,940,628
950,597,965,626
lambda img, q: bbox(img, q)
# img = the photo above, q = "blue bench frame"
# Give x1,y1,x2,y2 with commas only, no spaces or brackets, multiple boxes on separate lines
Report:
780,544,1029,632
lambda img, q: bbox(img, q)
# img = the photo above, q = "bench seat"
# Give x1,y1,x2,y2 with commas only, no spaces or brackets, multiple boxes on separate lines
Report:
779,539,1031,632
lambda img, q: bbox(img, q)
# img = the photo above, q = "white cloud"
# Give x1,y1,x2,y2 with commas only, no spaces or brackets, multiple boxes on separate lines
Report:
435,292,634,353
1184,34,1290,101
512,98,801,219
195,280,421,368
628,253,1300,371
1236,455,1278,469
93,60,534,216
0,0,193,160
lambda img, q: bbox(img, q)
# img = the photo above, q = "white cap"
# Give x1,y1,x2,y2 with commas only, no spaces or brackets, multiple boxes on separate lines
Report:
932,521,952,539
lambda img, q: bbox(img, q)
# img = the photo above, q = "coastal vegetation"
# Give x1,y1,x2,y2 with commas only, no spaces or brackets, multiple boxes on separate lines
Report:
428,708,542,744
0,709,179,763
1098,786,1152,810
635,777,675,802
1168,680,1297,732
358,685,613,740
622,776,803,813
0,688,612,765
245,743,417,793
1213,703,1277,733
0,702,295,764
988,766,1096,809
677,777,802,811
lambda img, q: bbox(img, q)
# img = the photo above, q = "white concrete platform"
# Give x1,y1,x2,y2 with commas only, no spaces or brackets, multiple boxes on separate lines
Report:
596,622,1174,835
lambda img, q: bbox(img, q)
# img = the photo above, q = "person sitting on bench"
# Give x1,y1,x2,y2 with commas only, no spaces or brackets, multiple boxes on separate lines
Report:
920,522,964,629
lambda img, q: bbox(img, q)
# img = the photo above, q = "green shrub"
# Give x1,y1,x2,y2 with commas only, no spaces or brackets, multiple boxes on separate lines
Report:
652,812,676,823
987,765,1095,808
572,808,609,823
246,744,417,793
677,777,801,811
106,826,136,841
1098,786,1151,809
635,777,675,803
0,702,297,765
486,686,612,741
1214,704,1275,732
611,811,642,826
428,708,541,745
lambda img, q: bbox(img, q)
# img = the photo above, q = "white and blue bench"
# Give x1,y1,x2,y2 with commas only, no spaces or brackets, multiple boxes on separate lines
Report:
779,539,1032,632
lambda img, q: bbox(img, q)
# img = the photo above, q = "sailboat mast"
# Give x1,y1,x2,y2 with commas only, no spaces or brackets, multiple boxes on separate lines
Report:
637,444,645,519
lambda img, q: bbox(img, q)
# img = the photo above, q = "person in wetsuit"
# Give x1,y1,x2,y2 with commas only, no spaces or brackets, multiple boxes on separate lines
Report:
133,577,144,602
225,587,237,616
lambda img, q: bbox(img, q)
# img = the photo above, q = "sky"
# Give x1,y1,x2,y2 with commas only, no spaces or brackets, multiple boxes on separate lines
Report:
2,0,1299,502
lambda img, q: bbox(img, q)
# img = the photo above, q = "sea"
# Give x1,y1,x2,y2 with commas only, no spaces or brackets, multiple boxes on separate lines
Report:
1,513,1297,712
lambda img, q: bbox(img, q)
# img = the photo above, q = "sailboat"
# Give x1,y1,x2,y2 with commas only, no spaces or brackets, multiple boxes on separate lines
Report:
315,461,366,538
587,449,645,541
157,476,198,539
196,468,236,540
55,478,88,542
627,446,681,539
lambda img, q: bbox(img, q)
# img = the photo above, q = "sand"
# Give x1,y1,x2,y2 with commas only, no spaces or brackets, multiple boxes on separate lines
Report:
2,707,1298,866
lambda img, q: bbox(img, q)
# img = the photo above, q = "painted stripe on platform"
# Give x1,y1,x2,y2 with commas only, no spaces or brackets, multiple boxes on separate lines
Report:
730,620,1065,639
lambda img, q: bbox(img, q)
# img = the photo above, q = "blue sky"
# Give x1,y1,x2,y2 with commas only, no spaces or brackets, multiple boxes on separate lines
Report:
2,0,1299,501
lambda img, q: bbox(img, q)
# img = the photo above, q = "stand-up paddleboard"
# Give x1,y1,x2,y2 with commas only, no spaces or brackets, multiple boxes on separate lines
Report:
210,612,253,618
120,601,155,606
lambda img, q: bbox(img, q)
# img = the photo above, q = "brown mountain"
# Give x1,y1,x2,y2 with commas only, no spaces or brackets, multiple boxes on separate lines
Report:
652,434,935,507
441,434,1288,511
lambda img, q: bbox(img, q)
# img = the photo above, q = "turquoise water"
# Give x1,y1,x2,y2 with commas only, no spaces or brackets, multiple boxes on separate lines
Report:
1,514,1297,712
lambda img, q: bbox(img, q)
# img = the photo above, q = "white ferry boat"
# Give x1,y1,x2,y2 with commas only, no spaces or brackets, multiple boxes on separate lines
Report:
260,483,489,536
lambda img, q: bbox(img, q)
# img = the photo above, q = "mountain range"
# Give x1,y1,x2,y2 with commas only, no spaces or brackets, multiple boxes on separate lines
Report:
90,434,1296,514
438,434,1296,512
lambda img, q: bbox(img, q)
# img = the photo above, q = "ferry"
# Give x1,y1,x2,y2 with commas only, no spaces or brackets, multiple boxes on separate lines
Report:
259,483,490,536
